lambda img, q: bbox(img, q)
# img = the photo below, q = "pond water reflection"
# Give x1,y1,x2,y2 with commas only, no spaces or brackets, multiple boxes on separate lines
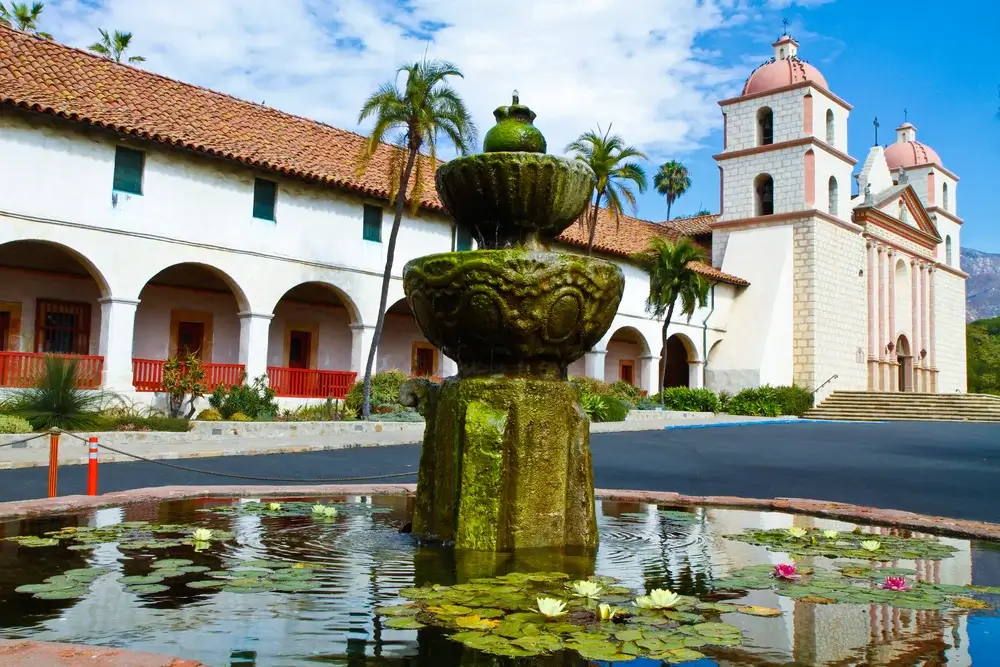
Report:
0,496,995,666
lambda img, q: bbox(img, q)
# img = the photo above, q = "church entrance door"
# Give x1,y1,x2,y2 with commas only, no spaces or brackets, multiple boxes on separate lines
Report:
895,335,912,392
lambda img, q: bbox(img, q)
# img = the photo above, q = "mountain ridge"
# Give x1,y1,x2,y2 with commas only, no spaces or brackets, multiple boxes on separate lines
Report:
963,247,1000,322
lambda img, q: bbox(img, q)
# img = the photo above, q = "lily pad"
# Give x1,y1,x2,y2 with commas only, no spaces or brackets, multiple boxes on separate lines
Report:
125,584,171,594
737,606,783,617
33,588,87,600
186,580,226,589
375,605,421,617
120,574,166,585
63,568,109,582
653,647,706,663
152,559,194,569
384,617,426,630
273,580,317,592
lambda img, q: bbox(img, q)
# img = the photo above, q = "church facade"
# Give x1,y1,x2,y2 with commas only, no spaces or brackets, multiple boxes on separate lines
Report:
0,27,967,407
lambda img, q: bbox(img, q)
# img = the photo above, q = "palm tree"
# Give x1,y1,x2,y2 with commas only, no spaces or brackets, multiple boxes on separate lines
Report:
0,1,52,38
565,126,647,255
354,59,476,418
88,29,146,64
653,160,691,221
635,237,711,401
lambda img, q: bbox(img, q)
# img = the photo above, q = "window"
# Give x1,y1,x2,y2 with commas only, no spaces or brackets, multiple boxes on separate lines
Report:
754,174,774,216
943,182,949,212
252,178,277,221
825,109,835,144
757,107,774,146
35,299,91,355
0,311,9,351
112,146,144,195
363,204,383,242
828,176,838,216
946,236,953,265
455,227,473,251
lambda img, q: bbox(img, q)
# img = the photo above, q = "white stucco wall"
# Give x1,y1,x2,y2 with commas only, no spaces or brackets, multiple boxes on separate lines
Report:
133,286,242,363
935,269,968,392
722,88,807,153
268,300,353,371
812,149,853,221
808,89,849,154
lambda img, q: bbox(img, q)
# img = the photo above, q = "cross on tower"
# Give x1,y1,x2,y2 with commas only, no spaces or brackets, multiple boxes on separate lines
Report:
904,108,908,123
782,18,789,35
873,116,880,146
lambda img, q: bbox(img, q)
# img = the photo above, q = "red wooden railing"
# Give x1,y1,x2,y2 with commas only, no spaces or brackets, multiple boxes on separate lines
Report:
131,358,246,392
0,352,103,389
267,367,357,399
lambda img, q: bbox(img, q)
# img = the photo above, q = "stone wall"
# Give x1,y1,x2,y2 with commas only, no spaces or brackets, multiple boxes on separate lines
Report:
934,269,968,392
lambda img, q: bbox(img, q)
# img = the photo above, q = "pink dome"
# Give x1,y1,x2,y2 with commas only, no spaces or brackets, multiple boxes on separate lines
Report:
884,140,942,169
742,57,828,95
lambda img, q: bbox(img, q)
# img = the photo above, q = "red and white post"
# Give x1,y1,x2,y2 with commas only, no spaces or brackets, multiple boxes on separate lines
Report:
87,436,99,496
47,429,59,498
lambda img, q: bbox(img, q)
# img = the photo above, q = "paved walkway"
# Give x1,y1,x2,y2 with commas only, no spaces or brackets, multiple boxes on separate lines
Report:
0,414,779,470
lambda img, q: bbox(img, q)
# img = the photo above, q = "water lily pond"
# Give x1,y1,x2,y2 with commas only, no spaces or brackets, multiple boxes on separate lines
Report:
1,496,998,666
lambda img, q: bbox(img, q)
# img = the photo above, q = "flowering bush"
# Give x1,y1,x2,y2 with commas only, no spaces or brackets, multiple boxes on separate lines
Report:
0,414,33,434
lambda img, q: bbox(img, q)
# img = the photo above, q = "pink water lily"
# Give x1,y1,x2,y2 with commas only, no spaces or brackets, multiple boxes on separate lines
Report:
879,576,911,591
773,564,800,580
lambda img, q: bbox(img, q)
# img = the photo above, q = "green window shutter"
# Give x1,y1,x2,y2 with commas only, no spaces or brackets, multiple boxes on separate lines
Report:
112,146,144,195
363,204,383,242
456,227,473,251
253,178,277,221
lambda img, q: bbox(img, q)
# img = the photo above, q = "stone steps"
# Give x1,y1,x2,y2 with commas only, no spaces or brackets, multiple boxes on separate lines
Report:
806,391,1000,423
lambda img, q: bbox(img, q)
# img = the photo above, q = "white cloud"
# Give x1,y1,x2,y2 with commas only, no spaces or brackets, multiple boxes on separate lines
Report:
766,0,836,7
41,0,765,164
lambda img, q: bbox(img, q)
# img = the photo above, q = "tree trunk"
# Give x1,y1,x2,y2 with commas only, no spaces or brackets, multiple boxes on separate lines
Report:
361,148,419,418
658,300,676,406
666,198,672,222
586,192,603,257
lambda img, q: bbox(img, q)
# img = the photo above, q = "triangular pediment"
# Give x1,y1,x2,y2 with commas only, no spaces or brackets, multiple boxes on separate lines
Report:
862,184,941,242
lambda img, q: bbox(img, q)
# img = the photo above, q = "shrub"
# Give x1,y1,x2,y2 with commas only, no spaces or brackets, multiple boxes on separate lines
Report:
608,380,642,402
602,396,631,422
651,387,720,413
636,397,660,411
94,416,192,432
345,370,409,416
367,409,425,422
162,354,207,419
580,392,607,422
772,385,814,417
229,412,251,422
720,385,813,417
4,357,102,431
570,376,615,397
0,415,33,434
208,375,277,420
196,408,222,421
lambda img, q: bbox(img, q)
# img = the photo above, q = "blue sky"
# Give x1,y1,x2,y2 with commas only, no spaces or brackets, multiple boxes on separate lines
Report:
657,0,999,252
45,0,998,252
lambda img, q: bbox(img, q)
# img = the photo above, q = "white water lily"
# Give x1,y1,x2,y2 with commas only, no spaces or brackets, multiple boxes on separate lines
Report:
267,502,282,511
322,506,338,518
569,580,603,598
311,504,327,514
535,597,568,618
787,527,808,539
860,540,882,552
634,588,681,610
823,530,839,539
597,603,614,621
192,528,213,542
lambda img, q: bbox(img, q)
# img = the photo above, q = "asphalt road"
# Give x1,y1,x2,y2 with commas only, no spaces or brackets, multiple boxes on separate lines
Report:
1,421,998,523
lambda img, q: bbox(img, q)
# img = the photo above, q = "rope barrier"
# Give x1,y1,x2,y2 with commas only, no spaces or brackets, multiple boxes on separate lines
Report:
0,432,49,449
87,440,418,483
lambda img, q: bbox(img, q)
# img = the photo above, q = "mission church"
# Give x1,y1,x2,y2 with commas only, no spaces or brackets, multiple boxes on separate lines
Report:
0,27,966,406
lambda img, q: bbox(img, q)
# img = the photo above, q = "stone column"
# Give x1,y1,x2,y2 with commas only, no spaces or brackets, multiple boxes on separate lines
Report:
911,259,920,388
583,349,606,382
97,297,140,391
887,249,896,392
349,323,377,375
877,245,887,389
638,354,659,395
238,311,273,383
927,266,937,393
867,241,877,389
920,263,930,391
688,361,705,390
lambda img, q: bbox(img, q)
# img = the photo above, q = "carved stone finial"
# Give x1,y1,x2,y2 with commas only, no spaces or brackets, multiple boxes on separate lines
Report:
512,89,519,105
897,166,908,184
863,183,873,205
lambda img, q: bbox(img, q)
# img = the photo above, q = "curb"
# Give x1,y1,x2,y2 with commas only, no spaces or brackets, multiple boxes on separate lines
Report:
663,419,886,429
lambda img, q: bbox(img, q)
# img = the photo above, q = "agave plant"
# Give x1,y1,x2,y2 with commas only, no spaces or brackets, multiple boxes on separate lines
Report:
4,356,103,430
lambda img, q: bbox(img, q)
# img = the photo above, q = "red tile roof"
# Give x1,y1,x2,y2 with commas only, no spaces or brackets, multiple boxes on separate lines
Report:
0,27,747,287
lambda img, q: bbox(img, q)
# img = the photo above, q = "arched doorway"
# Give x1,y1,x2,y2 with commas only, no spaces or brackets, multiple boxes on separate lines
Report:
266,282,359,399
659,334,696,390
132,263,247,391
604,326,651,389
895,334,912,392
0,240,110,388
381,298,439,377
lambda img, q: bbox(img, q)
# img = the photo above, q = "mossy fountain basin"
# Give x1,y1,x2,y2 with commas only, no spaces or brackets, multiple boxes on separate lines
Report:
403,249,624,378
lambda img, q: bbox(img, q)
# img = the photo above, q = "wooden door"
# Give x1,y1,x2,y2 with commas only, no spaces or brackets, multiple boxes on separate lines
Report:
288,330,312,369
176,321,205,359
413,346,435,377
0,312,8,351
620,360,634,385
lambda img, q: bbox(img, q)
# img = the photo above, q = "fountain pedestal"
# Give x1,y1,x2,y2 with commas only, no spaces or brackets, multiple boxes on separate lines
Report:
400,95,623,553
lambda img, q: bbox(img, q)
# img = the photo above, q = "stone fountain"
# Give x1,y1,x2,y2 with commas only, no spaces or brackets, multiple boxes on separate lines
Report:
401,94,624,553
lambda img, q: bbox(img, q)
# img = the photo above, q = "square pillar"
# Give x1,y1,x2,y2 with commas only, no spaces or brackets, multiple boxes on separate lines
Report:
438,353,458,378
98,297,140,391
638,354,659,395
350,323,377,375
688,361,705,389
584,350,606,381
238,311,273,383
